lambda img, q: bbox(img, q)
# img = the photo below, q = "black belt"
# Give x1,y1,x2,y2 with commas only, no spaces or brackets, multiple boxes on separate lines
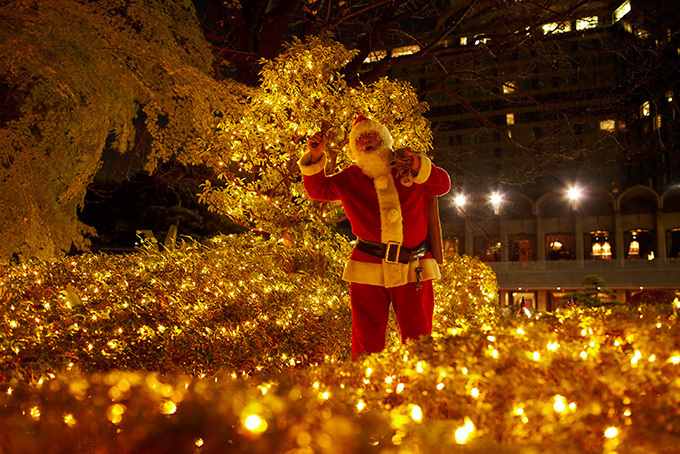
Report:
355,239,428,264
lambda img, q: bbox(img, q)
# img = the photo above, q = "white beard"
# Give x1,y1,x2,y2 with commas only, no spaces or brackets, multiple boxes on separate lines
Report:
353,146,393,179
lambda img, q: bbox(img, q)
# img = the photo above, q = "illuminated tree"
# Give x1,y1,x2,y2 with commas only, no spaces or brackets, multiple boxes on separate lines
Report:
0,0,244,261
197,37,433,247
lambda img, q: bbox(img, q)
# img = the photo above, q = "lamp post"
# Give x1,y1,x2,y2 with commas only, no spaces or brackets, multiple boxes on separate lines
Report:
567,185,582,211
454,194,467,209
567,185,585,261
453,193,472,256
490,192,502,216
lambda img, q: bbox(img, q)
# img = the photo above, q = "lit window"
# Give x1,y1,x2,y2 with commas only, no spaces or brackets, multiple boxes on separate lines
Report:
613,0,631,23
460,37,468,45
667,91,674,102
640,101,650,117
391,45,420,58
576,17,598,30
592,242,602,257
654,115,662,130
503,83,516,94
542,22,571,34
628,239,639,258
363,50,387,63
600,120,616,131
590,232,612,260
506,113,515,125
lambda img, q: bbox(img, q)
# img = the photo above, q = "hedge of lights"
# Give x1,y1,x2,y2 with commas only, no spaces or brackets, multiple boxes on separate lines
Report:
1,234,679,453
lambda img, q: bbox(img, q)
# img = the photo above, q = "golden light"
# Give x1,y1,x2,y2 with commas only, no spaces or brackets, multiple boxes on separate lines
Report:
454,426,469,444
411,405,423,421
29,406,41,421
454,417,475,444
631,350,642,365
553,395,567,412
160,400,177,415
244,414,268,433
63,413,77,428
604,427,618,438
107,404,126,424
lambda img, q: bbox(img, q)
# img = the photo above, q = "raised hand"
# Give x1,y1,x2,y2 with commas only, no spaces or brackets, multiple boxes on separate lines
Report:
307,130,326,163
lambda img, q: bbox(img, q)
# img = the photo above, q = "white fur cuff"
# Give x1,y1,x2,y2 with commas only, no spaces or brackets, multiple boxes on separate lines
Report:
412,156,432,184
298,151,327,176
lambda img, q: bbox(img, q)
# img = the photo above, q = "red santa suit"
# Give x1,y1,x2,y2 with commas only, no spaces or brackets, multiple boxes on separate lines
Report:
299,117,451,359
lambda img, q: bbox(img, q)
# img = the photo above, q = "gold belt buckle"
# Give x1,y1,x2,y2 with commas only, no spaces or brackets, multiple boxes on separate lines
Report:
385,241,401,264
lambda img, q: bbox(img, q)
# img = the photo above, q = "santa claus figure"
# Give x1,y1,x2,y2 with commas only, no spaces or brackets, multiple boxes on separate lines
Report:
299,115,451,359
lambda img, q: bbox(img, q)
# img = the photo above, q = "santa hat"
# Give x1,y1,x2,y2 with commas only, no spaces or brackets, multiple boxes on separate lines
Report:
348,114,394,160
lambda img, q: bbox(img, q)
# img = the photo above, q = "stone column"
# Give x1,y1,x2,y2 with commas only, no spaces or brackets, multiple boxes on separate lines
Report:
657,211,667,263
537,216,546,262
575,213,584,263
615,211,624,265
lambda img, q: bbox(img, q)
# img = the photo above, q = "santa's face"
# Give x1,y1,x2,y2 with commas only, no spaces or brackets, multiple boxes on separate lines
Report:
352,130,392,178
355,131,383,154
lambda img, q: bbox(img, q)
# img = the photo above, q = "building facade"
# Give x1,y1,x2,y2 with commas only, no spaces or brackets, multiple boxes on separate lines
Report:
378,0,680,309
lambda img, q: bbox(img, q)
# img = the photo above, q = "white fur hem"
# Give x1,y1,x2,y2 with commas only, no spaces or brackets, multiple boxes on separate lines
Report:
342,258,441,288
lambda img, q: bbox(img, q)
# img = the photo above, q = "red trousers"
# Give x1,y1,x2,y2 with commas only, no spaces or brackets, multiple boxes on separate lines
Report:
349,280,434,359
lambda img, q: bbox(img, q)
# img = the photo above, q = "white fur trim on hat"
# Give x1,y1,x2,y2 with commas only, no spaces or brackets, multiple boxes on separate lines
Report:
348,117,394,160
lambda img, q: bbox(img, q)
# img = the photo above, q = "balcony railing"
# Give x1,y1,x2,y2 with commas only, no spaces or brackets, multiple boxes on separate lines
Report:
488,258,680,289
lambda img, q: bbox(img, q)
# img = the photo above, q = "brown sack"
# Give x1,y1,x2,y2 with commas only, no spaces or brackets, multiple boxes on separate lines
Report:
426,195,444,264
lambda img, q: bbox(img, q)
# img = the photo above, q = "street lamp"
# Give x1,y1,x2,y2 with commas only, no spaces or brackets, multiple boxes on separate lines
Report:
490,192,502,215
454,194,467,208
567,185,582,210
